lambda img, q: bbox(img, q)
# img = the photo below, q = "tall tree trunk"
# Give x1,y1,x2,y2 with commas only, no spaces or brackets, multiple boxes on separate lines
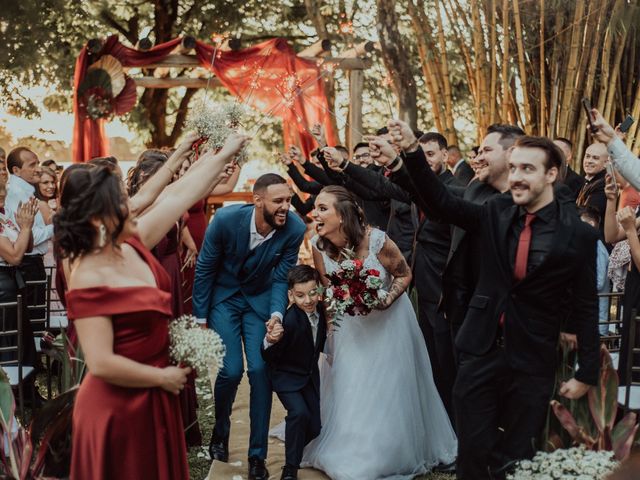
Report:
376,0,418,128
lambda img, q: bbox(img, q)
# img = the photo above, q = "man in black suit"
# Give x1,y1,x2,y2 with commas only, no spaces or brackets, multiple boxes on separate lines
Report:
576,142,608,230
372,121,600,480
447,145,475,185
261,265,327,480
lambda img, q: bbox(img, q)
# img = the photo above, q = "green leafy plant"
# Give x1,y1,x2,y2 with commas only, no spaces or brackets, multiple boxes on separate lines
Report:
550,345,638,460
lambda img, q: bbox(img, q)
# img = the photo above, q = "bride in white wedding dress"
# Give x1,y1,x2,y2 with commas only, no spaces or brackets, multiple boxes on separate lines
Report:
298,185,457,480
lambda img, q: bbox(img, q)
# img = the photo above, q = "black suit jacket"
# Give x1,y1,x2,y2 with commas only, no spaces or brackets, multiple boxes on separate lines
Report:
564,166,585,201
453,160,475,186
261,304,327,393
399,148,600,385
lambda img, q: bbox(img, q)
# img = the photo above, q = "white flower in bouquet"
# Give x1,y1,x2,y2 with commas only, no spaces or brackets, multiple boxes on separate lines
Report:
169,315,226,374
186,101,246,162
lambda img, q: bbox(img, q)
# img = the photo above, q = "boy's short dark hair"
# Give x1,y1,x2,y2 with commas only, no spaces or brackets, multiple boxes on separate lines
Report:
288,265,321,289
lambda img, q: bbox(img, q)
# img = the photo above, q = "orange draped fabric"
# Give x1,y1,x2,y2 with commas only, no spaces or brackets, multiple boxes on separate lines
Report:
72,36,336,163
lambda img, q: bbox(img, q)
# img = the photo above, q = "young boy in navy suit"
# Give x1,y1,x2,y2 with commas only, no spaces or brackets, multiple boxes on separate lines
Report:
261,265,327,480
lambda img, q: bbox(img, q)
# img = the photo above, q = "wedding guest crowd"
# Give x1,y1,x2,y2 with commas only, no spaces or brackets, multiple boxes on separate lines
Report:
2,87,640,480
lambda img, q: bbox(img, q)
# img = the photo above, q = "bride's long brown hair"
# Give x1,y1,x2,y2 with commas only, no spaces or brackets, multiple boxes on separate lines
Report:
316,185,367,259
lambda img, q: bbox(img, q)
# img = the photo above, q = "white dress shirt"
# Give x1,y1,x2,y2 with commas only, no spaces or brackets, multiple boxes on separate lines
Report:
5,174,53,255
249,208,276,250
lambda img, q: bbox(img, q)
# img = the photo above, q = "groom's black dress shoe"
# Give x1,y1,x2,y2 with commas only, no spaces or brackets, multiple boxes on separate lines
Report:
280,464,298,480
248,457,269,480
208,434,229,462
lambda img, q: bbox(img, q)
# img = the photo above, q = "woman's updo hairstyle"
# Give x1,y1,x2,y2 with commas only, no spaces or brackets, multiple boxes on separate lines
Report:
54,165,128,261
316,185,367,258
127,150,168,196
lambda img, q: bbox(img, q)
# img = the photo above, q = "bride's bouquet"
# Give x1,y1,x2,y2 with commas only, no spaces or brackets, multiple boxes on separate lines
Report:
324,251,387,322
169,314,225,374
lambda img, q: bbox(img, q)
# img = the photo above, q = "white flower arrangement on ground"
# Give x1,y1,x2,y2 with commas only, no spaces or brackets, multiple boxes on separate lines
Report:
169,315,225,374
507,446,619,479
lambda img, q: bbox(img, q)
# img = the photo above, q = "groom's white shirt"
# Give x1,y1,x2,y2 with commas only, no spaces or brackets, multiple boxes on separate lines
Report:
196,207,282,325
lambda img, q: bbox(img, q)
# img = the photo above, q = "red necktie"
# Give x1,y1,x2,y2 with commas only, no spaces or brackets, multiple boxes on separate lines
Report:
514,213,536,282
499,213,536,328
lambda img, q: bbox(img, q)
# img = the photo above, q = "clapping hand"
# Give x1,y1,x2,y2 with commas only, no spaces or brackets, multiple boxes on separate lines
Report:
366,135,397,167
589,108,617,145
387,119,418,151
16,198,39,230
310,123,327,149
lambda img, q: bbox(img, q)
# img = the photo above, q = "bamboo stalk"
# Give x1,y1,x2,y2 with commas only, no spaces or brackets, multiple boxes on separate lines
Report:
624,28,636,112
557,1,585,138
501,0,510,122
489,0,498,124
435,0,457,143
603,20,628,122
512,0,532,129
539,0,546,137
442,0,477,101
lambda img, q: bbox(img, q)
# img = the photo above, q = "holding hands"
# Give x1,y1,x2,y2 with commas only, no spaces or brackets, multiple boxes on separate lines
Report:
265,318,284,344
160,365,192,395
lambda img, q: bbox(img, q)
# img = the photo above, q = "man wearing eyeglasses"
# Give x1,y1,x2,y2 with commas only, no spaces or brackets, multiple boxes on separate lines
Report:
352,143,373,167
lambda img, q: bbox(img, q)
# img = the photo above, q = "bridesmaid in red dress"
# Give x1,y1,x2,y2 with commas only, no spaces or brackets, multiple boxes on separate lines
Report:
55,132,249,480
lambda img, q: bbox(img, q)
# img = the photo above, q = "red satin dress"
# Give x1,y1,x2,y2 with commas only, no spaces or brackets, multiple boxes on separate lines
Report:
66,236,189,480
182,199,207,314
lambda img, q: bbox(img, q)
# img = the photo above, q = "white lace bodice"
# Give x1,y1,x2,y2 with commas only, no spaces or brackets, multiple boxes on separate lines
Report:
312,228,391,289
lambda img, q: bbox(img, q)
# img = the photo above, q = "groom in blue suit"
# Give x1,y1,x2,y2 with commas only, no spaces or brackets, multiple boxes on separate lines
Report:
193,173,306,480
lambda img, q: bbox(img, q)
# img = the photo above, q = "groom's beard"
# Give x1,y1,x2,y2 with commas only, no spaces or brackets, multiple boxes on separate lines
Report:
263,208,287,230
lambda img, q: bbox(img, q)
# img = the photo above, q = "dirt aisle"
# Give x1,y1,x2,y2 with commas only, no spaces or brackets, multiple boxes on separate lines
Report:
206,376,329,480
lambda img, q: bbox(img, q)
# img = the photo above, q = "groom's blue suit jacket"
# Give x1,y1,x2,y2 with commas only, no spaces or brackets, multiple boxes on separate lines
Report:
193,203,306,320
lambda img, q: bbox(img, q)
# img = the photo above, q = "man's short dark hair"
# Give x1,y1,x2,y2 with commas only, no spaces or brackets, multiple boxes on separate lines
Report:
514,136,565,171
419,132,448,150
287,264,321,289
554,137,573,149
253,173,287,194
487,124,525,150
353,142,369,152
448,145,461,155
0,147,6,160
7,147,35,174
577,206,601,228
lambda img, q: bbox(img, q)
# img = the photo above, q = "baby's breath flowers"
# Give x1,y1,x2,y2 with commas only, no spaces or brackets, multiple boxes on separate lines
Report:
186,102,246,163
508,447,619,479
169,315,225,374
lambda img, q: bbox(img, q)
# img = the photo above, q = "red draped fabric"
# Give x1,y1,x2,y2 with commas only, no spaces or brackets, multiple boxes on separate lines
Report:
72,36,336,163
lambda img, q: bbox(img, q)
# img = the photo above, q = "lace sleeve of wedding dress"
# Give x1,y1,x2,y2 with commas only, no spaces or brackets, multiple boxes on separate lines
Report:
369,228,386,257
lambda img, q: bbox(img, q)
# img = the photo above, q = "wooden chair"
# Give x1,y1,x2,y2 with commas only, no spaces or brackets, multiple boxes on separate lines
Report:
0,295,35,420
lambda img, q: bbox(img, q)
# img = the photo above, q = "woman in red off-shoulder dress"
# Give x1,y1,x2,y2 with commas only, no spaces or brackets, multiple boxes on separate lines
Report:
55,132,247,480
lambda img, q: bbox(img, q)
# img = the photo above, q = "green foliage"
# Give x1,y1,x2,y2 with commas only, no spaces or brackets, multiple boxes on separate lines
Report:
548,346,639,461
